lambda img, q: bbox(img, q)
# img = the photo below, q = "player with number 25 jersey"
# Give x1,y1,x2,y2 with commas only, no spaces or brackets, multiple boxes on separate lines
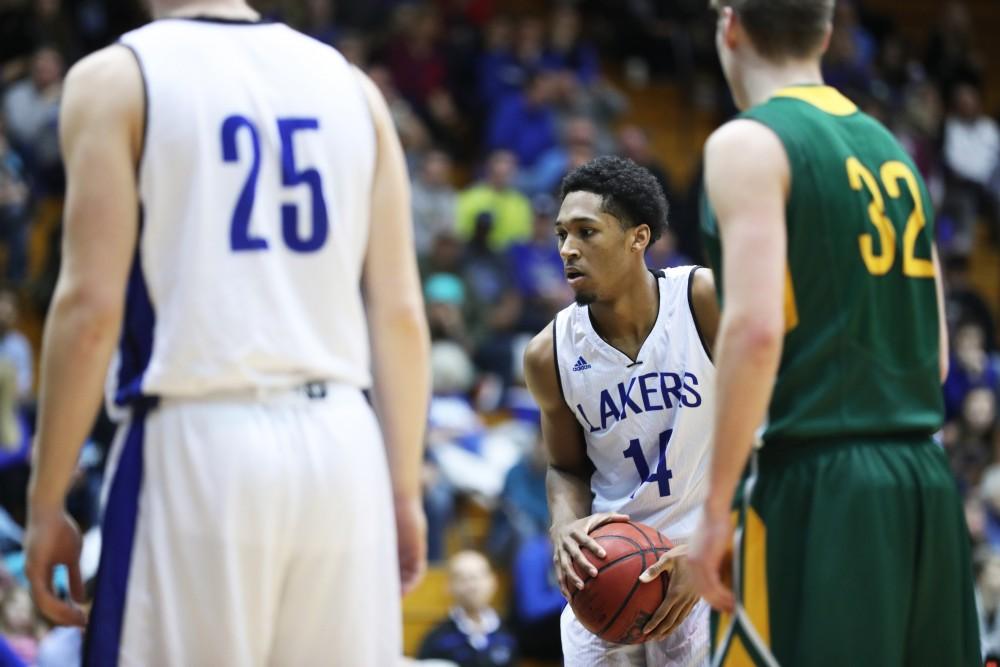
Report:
23,6,430,667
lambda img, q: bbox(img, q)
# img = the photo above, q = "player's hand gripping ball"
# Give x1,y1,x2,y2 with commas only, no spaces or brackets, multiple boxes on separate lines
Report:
569,521,674,644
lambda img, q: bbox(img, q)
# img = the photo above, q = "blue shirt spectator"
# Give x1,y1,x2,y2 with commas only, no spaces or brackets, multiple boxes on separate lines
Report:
944,322,1000,419
542,5,599,85
488,71,558,169
512,535,566,624
509,535,565,660
506,198,565,305
418,551,518,667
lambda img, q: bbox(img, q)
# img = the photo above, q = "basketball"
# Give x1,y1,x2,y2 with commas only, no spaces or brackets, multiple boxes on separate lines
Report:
569,521,674,645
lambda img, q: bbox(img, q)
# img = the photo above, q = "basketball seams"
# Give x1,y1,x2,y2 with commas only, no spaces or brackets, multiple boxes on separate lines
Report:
570,540,668,602
629,521,660,552
591,535,644,573
571,521,674,643
595,549,647,638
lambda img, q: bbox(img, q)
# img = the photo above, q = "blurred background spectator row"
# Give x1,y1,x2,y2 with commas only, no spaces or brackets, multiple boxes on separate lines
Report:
0,0,998,664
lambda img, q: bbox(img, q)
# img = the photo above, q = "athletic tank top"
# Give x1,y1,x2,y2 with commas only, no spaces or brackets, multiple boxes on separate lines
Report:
552,267,715,543
112,18,376,409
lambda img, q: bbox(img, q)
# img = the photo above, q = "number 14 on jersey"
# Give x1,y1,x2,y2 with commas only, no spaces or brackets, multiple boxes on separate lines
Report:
623,429,674,499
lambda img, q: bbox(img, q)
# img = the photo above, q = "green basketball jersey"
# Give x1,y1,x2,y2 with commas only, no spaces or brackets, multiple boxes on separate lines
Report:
701,85,943,445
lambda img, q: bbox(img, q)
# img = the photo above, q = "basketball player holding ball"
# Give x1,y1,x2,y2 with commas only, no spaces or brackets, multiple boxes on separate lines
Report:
524,156,719,666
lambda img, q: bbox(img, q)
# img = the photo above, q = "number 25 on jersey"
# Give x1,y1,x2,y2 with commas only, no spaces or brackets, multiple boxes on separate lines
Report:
221,114,329,253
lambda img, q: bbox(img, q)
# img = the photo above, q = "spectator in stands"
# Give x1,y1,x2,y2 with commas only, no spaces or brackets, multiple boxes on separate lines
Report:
0,359,22,455
550,70,626,154
515,116,597,197
387,4,449,110
823,16,872,97
0,291,32,406
512,16,546,77
980,466,1000,550
617,124,673,203
833,1,877,70
386,5,468,155
423,340,477,562
487,69,559,170
0,584,41,664
426,273,472,351
948,387,999,495
489,429,548,564
477,15,521,108
874,33,917,105
461,213,514,315
459,213,525,386
925,1,984,96
299,0,339,46
506,194,571,333
336,32,369,67
509,534,564,661
29,0,81,62
978,551,1000,660
366,65,431,168
0,289,30,465
0,119,30,282
456,151,531,252
418,550,518,667
1,46,63,193
945,320,1000,420
542,5,598,85
424,337,523,512
0,504,22,554
412,150,458,258
422,231,465,281
606,0,703,82
944,256,998,349
646,227,692,270
943,83,1000,252
893,82,944,188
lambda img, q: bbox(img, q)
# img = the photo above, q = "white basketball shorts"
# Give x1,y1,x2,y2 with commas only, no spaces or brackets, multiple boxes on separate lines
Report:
561,598,710,667
83,384,401,666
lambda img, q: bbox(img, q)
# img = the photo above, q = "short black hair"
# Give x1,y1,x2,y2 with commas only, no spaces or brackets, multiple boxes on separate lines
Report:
560,156,668,244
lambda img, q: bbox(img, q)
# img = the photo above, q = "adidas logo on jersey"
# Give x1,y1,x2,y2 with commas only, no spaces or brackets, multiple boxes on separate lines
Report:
573,356,592,372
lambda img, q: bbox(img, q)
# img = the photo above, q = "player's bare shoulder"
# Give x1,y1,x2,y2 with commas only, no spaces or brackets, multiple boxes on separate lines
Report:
704,120,789,202
60,44,144,158
523,321,561,410
64,44,143,105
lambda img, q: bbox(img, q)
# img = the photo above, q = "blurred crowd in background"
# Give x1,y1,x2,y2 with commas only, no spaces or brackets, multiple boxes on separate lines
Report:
0,0,998,664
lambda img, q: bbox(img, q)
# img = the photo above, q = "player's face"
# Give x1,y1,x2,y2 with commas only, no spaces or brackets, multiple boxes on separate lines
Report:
555,191,641,306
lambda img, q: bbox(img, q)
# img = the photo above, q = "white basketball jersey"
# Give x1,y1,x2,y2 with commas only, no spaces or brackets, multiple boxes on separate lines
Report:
553,267,715,544
111,18,375,408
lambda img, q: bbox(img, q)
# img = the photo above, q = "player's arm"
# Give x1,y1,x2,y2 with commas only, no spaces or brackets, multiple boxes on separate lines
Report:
25,45,143,625
690,120,789,611
356,68,432,594
933,245,948,382
690,267,721,354
523,324,627,598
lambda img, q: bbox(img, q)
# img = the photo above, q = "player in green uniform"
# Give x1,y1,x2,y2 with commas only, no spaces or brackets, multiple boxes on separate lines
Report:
689,1,981,665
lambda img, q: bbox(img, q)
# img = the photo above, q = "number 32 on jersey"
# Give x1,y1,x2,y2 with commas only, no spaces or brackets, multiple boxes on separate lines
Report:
846,157,934,279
